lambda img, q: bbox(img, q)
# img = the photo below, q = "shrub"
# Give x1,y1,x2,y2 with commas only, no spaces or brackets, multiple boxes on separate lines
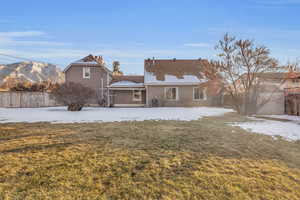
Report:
50,82,95,111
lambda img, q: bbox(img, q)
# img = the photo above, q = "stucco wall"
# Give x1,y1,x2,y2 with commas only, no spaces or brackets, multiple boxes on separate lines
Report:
146,85,211,107
256,92,285,115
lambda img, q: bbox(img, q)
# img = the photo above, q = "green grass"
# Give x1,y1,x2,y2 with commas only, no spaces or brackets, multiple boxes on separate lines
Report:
0,113,300,199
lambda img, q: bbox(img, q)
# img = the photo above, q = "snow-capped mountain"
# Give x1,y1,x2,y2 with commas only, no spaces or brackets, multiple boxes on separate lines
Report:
0,61,64,84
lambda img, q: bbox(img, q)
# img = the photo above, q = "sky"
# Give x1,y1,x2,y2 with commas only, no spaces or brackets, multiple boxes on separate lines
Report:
0,0,300,74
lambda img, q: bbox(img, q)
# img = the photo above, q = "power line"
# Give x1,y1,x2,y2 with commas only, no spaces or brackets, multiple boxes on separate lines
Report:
0,53,64,67
0,53,34,62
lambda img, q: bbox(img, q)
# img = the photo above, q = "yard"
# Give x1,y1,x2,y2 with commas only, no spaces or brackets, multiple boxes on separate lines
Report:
1,107,300,199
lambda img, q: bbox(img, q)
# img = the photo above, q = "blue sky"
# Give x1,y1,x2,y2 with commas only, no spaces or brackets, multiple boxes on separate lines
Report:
0,0,300,74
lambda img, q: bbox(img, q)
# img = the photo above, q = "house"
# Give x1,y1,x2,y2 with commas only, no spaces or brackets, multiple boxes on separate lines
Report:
223,72,300,115
63,54,112,105
64,55,223,107
255,72,300,115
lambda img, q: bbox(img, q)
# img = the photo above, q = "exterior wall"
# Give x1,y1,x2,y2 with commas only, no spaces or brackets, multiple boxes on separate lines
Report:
111,90,146,106
0,92,58,108
256,92,285,115
65,64,111,104
146,85,211,107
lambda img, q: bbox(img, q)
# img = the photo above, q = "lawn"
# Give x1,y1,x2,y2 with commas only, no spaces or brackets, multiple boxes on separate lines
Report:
1,113,300,199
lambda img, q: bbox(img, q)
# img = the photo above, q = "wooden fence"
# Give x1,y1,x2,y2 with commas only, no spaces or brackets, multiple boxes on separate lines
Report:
0,92,58,108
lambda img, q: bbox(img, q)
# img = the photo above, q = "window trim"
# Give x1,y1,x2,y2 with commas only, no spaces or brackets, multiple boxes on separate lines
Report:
83,67,91,79
164,87,179,101
193,87,206,101
132,90,142,101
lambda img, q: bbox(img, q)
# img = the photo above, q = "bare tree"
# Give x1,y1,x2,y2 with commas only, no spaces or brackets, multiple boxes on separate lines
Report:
214,33,282,115
51,82,95,111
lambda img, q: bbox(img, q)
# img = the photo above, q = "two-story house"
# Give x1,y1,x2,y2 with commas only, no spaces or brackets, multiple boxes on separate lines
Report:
64,55,223,107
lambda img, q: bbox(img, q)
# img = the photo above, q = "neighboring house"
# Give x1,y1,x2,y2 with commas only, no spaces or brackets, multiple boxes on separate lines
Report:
63,55,112,105
64,55,223,107
223,72,300,115
255,72,300,115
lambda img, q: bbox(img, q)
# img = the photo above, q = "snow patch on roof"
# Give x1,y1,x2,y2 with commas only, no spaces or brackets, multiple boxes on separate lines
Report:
72,60,99,65
144,71,207,85
110,81,144,87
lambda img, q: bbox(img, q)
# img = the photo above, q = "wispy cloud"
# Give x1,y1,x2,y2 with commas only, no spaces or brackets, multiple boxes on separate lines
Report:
183,43,209,47
0,31,70,47
255,0,300,6
208,27,300,41
0,31,45,37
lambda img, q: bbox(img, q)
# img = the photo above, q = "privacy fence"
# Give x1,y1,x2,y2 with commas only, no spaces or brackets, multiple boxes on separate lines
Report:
0,92,58,108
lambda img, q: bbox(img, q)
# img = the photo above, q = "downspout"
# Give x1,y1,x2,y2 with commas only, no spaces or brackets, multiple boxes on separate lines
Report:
107,87,110,107
145,85,148,107
106,71,110,107
101,78,104,98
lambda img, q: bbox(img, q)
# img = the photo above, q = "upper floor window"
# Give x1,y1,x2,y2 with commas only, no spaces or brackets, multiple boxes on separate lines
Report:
133,90,142,101
193,87,206,100
165,87,178,101
83,67,91,79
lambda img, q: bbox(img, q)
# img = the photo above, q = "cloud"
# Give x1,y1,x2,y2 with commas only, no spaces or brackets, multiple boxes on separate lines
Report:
0,31,70,47
183,43,209,47
255,0,300,6
0,31,45,37
207,27,300,41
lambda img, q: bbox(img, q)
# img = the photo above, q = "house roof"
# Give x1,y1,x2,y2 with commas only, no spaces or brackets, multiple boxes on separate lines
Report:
144,59,208,85
256,72,300,79
63,54,112,73
110,81,144,88
111,75,144,84
109,75,145,88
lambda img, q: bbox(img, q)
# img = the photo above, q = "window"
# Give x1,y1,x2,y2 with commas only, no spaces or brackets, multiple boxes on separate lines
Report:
133,90,142,101
193,87,206,100
83,67,91,79
292,79,300,83
165,87,178,101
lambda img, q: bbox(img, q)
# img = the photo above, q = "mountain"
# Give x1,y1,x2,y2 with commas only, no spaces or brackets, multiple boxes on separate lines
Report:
0,61,64,85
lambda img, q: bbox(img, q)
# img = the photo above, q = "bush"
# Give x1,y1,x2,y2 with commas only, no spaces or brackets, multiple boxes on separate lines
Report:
50,82,95,111
8,80,59,92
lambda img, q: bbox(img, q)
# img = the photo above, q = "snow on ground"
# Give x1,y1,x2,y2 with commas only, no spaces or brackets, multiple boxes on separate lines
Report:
0,107,233,124
232,118,300,141
261,115,300,122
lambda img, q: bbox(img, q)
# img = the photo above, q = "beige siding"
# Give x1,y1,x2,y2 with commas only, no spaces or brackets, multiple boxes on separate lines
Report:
256,92,285,115
146,85,210,107
111,90,146,105
65,64,111,104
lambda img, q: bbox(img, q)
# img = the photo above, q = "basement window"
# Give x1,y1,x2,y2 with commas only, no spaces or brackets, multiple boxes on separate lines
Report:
165,87,178,101
193,87,206,100
83,67,91,79
133,90,142,101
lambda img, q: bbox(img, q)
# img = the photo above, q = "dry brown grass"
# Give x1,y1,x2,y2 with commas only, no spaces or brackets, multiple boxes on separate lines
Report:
0,113,300,199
